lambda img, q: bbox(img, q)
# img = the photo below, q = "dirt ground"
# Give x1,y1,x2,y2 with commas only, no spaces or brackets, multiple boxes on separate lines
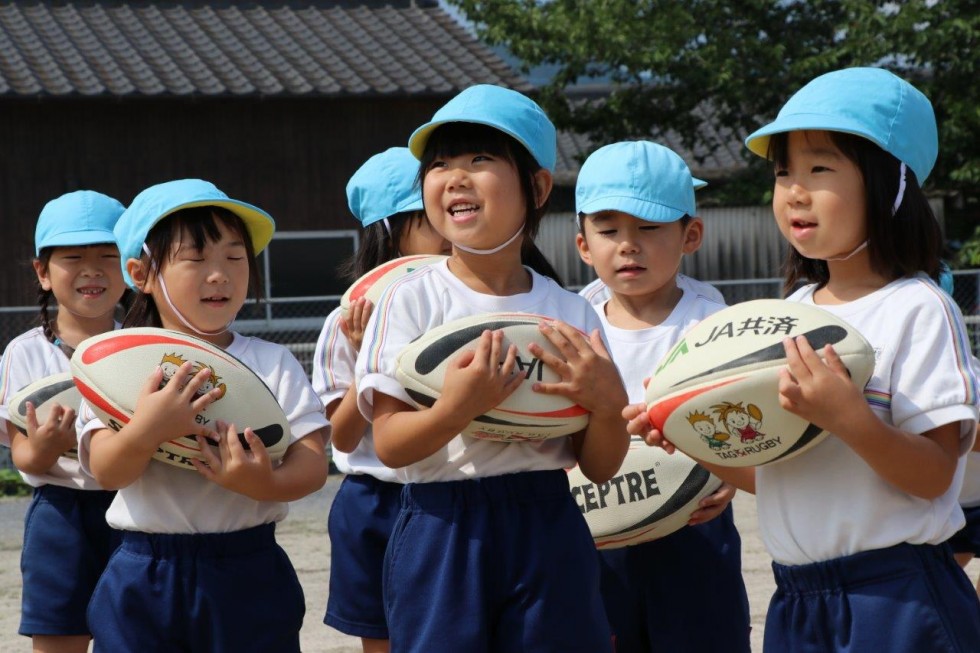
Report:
1,477,977,653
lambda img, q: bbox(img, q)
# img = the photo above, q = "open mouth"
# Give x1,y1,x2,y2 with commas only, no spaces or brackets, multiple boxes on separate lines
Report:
448,202,479,219
617,264,646,274
77,287,106,297
202,296,229,305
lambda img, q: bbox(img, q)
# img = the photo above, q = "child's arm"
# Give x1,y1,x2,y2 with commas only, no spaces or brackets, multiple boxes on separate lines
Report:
623,402,757,493
781,335,962,499
88,362,224,489
317,299,372,453
192,424,328,502
8,402,77,474
529,322,630,484
324,387,369,454
372,329,524,468
687,482,737,526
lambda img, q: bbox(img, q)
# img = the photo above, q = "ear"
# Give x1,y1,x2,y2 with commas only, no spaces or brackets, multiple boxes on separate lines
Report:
575,230,593,266
531,169,554,209
32,259,51,291
682,217,704,255
126,258,152,293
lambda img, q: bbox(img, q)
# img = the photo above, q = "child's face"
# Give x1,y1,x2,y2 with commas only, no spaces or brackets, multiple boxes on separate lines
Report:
34,244,125,321
148,219,250,339
773,130,867,262
422,151,528,253
576,211,701,299
398,212,452,256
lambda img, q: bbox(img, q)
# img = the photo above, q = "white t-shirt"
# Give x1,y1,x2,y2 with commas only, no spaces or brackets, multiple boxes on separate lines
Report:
0,327,108,490
959,357,980,508
579,274,725,307
590,288,726,404
77,332,329,533
356,260,605,483
312,306,399,483
757,275,979,565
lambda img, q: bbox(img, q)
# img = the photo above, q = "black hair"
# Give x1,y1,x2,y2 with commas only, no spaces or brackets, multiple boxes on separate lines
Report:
339,210,429,282
769,131,942,296
417,122,564,285
124,206,263,328
33,245,133,356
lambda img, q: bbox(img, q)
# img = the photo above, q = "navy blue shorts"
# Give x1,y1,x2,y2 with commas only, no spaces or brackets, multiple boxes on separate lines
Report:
384,469,613,653
19,484,118,637
765,542,980,653
599,504,750,653
88,523,305,653
324,474,403,639
949,506,980,556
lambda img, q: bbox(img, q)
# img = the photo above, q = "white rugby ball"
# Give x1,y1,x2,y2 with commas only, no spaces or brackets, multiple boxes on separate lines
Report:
644,299,874,467
7,372,81,459
340,255,446,315
395,313,590,441
71,328,291,470
568,438,722,549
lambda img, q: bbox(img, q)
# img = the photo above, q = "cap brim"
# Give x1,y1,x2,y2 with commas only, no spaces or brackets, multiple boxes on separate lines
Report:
36,229,117,254
409,118,549,170
578,195,690,223
745,114,887,160
160,199,275,254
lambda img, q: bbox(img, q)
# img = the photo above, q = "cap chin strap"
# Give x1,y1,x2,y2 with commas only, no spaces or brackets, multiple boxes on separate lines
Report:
142,244,231,337
892,162,908,216
453,223,524,255
824,240,868,262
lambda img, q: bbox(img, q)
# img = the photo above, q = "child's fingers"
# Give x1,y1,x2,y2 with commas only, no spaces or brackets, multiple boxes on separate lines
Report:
194,433,221,469
587,329,611,359
139,366,166,398
782,337,812,381
243,428,270,465
499,343,518,379
488,329,504,370
224,423,247,461
820,344,850,377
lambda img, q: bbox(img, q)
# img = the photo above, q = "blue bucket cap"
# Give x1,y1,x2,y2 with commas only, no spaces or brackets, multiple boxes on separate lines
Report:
35,190,125,255
115,179,275,288
745,67,938,183
346,147,424,227
576,141,706,222
408,84,557,172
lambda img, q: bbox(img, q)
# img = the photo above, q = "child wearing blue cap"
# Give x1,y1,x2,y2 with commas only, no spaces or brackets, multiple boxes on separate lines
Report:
574,140,751,653
0,190,126,653
355,84,629,652
313,147,449,652
74,179,330,652
627,67,980,652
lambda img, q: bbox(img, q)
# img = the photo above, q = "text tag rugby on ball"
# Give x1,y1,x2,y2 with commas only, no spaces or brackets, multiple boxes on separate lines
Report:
71,327,291,470
567,438,722,549
395,312,590,441
340,254,447,316
7,372,82,459
644,299,874,467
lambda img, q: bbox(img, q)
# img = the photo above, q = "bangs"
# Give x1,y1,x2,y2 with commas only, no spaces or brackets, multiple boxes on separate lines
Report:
422,123,519,164
169,207,251,253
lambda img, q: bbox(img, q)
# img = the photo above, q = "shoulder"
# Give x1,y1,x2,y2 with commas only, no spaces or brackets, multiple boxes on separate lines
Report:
578,278,609,305
677,274,725,304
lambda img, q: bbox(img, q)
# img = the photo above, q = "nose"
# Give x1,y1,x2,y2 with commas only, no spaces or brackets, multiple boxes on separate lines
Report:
445,164,470,191
618,231,641,255
206,262,231,284
787,179,810,205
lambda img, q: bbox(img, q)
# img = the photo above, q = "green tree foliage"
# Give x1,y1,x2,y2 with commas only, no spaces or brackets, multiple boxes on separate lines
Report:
452,0,978,251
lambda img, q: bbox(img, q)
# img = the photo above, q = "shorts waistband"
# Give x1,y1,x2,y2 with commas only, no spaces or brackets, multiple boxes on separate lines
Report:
118,523,277,557
772,542,956,593
402,469,571,510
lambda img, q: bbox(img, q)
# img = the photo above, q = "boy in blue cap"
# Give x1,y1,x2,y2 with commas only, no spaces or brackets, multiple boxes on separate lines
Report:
574,141,750,653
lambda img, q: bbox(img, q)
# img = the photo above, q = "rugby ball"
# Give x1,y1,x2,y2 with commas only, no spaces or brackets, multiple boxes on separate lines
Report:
568,438,722,549
71,328,291,470
7,372,81,459
340,255,446,315
644,299,875,467
395,313,590,441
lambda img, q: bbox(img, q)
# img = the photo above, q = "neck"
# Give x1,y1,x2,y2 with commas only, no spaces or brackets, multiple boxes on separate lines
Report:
53,310,117,349
816,259,890,303
605,281,682,330
447,246,531,296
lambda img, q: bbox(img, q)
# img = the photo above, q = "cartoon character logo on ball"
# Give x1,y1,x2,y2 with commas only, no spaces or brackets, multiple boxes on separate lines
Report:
158,353,227,401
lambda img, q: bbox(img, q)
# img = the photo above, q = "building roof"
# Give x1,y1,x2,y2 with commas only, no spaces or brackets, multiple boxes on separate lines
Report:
0,0,529,97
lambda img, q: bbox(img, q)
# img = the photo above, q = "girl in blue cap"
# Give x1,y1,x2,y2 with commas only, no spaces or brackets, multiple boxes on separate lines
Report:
355,85,629,652
628,67,980,652
0,190,126,653
314,147,449,653
75,179,329,653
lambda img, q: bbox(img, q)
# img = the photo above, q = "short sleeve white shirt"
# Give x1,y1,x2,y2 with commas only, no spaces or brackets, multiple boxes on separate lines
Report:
757,275,980,564
0,327,106,489
589,289,726,402
356,260,604,482
312,306,399,483
77,332,329,533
